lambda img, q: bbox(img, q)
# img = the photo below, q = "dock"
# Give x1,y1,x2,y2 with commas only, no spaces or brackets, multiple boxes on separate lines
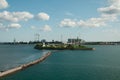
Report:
0,52,51,78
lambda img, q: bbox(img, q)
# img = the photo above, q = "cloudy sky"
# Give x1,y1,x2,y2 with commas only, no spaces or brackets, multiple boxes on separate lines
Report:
0,0,120,42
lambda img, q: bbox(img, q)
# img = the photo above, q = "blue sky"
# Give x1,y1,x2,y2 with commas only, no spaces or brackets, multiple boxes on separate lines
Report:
0,0,120,42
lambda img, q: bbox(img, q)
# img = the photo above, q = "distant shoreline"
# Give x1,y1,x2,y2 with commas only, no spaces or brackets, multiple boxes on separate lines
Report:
0,41,120,45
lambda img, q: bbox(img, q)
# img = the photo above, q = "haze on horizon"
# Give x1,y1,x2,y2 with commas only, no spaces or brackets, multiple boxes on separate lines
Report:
0,0,120,42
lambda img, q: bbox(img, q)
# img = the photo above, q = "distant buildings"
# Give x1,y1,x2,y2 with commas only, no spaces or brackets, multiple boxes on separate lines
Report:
0,37,120,45
67,38,85,45
41,39,46,43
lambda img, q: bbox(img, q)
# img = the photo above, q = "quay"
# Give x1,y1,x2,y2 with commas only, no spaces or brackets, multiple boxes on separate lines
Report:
0,52,51,78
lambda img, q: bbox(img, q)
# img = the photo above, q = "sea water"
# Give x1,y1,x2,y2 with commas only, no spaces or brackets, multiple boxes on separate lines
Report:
1,45,120,80
0,44,46,71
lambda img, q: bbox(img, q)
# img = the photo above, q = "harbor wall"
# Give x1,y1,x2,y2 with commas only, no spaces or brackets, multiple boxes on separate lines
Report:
0,52,51,78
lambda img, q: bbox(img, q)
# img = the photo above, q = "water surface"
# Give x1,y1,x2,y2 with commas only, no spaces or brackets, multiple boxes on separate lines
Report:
0,44,47,71
1,45,120,80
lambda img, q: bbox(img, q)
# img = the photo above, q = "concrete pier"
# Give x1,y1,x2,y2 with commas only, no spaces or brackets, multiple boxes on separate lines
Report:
0,52,51,78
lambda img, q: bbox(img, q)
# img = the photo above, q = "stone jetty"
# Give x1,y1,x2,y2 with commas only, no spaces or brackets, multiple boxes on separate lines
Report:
0,52,51,78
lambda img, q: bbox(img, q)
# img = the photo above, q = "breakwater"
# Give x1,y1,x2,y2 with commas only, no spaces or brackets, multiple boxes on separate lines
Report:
0,52,51,78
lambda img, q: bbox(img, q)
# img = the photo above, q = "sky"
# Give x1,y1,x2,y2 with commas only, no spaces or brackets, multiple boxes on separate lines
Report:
0,0,120,42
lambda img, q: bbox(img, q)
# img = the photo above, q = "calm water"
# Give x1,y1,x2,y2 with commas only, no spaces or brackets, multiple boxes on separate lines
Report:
0,44,48,71
1,45,120,80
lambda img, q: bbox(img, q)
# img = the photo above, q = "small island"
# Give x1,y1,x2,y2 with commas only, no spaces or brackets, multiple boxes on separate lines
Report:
34,43,94,50
34,38,95,50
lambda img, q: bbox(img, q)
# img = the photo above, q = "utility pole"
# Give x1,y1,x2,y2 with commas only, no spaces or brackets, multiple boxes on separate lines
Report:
34,33,40,42
79,33,81,45
13,38,16,44
61,34,63,43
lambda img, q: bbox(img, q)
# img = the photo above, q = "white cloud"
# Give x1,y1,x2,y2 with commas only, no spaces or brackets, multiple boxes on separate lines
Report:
60,0,120,28
8,23,21,29
31,26,36,29
98,6,120,15
0,0,8,9
0,23,8,31
0,11,34,30
97,0,120,21
60,18,106,28
0,23,21,31
109,0,120,8
77,17,107,27
36,12,50,21
0,11,34,22
60,19,77,27
40,25,52,32
0,23,5,29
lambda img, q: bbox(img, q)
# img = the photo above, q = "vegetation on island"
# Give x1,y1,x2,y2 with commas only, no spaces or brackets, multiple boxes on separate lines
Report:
34,43,94,50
